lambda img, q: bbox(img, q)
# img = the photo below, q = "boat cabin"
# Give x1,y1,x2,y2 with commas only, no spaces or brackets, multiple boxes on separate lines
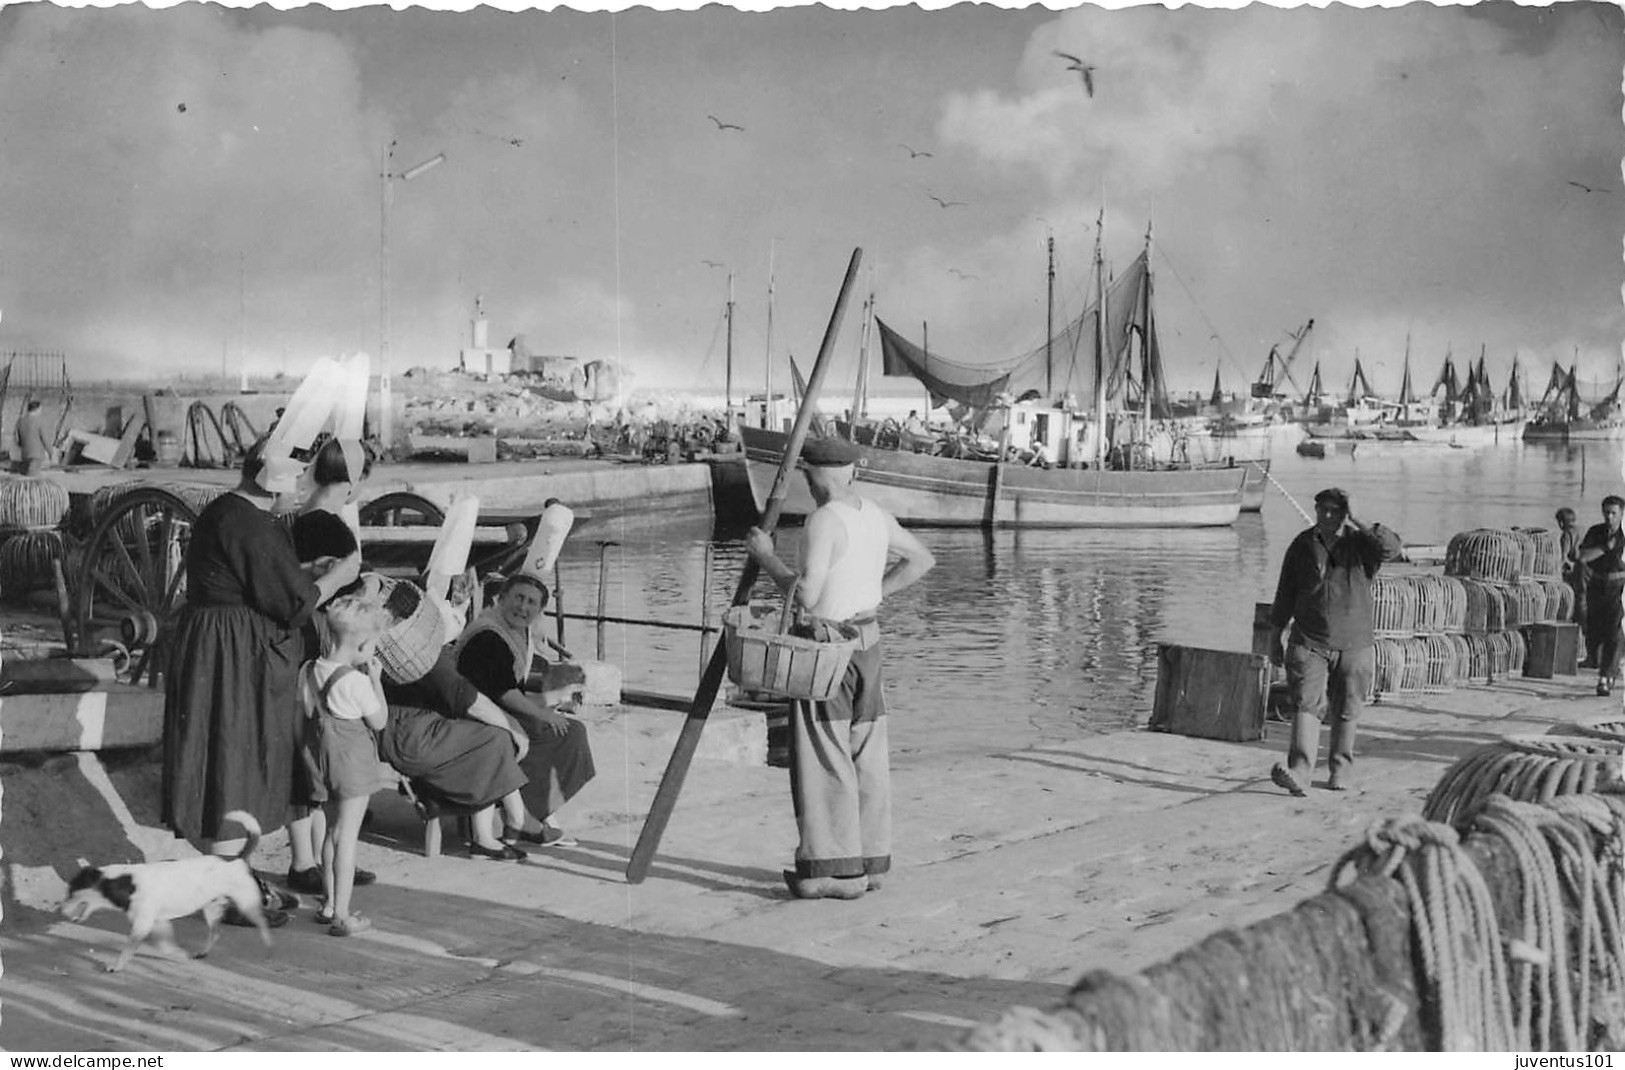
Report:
1004,400,1095,467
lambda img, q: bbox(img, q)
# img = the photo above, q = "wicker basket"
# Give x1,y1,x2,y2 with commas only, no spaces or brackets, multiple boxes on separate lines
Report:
723,600,857,702
1540,579,1575,623
374,579,449,685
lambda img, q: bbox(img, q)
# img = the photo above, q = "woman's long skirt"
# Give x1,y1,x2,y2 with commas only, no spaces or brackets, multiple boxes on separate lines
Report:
162,605,303,842
517,718,595,822
379,707,527,810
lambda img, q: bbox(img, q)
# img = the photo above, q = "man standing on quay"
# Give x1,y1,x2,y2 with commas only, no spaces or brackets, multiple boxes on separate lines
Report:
1268,487,1403,796
1577,495,1625,695
745,437,935,899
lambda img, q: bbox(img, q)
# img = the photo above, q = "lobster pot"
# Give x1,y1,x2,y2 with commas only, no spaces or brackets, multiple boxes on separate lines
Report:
1461,633,1492,679
1443,633,1475,680
1445,528,1523,585
1421,633,1458,692
1459,579,1493,633
1505,527,1539,581
1371,576,1418,637
1396,637,1430,692
1512,526,1563,580
723,606,857,701
1372,638,1407,698
89,481,222,537
1513,579,1547,627
1485,631,1524,676
0,475,70,532
1436,576,1468,632
1540,580,1575,624
0,530,69,601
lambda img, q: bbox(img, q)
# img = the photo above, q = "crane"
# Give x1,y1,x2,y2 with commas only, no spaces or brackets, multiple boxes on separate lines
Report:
1251,318,1315,399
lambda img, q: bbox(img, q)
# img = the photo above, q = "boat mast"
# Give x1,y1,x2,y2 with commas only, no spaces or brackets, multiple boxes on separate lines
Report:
851,286,873,424
1141,220,1153,425
1093,210,1108,469
1045,231,1055,398
764,240,776,426
724,270,735,419
921,320,931,418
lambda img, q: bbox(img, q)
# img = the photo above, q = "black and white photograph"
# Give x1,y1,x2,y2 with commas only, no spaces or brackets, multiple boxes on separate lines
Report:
2,0,1624,1053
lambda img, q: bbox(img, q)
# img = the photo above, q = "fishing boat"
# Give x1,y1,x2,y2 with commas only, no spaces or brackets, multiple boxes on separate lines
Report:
737,221,1247,528
1401,345,1525,447
1522,355,1625,442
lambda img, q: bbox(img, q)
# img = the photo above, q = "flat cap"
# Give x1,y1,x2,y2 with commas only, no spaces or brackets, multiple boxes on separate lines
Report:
1314,487,1350,511
800,437,861,467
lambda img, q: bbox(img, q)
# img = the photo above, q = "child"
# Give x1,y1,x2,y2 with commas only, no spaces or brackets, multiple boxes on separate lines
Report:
299,593,389,937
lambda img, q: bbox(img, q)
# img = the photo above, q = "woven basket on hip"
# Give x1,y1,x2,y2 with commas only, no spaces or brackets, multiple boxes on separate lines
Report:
723,589,857,702
374,578,449,685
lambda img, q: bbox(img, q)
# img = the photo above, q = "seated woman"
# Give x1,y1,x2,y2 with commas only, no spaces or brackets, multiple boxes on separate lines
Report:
453,572,596,847
369,576,535,861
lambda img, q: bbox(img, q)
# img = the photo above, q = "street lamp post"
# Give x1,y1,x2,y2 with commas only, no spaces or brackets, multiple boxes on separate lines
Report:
379,141,446,452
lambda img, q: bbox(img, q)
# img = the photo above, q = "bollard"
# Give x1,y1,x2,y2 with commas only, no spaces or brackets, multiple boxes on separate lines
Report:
596,540,620,662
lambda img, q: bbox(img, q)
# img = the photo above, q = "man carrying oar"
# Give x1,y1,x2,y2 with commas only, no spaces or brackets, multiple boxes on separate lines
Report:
745,437,935,899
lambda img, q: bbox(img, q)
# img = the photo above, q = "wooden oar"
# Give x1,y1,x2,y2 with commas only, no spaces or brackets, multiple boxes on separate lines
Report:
626,247,864,884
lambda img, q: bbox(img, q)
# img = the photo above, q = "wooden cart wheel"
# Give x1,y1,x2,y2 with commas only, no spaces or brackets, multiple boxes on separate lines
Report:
357,491,445,528
73,487,199,687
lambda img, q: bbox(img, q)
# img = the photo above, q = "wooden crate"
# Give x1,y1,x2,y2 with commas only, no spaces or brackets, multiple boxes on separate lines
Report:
1522,621,1580,679
1149,644,1269,742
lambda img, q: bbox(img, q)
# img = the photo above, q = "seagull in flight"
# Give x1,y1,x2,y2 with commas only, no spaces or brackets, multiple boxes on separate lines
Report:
473,129,525,148
1569,180,1612,193
707,114,745,132
899,143,934,159
948,269,980,281
701,259,725,268
1053,51,1095,98
927,192,967,209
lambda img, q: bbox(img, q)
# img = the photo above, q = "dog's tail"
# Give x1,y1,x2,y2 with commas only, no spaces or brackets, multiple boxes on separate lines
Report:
222,810,263,863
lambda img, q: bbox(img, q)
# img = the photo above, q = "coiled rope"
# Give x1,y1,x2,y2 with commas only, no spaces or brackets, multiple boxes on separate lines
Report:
1422,735,1622,830
1330,815,1515,1051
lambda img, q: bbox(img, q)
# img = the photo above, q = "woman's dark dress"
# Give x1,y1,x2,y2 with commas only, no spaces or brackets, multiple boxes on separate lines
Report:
163,494,319,841
380,649,527,810
458,631,595,821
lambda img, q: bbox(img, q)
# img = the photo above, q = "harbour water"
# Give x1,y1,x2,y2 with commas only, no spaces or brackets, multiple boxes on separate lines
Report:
552,440,1616,757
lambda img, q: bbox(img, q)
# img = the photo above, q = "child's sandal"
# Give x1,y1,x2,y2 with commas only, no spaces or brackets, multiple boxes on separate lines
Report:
314,906,335,925
328,912,373,937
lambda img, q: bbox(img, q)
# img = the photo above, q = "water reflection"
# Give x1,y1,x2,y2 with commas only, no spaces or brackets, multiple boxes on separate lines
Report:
548,442,1625,752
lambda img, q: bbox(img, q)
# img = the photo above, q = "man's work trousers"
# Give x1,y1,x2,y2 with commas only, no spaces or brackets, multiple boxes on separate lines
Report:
1285,641,1375,778
787,641,890,880
1585,576,1625,680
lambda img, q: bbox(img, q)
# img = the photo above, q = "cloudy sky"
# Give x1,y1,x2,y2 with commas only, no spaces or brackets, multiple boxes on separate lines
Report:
0,1,1620,401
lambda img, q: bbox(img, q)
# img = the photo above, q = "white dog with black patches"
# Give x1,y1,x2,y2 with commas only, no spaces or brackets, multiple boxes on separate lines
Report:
59,810,273,972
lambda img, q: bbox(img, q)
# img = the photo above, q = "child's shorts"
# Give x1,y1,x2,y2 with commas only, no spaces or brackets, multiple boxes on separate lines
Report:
301,715,384,803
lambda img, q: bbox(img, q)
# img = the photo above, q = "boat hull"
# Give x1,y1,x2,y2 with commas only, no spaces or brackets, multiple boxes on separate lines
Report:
1523,419,1625,443
739,428,1245,528
1402,420,1524,448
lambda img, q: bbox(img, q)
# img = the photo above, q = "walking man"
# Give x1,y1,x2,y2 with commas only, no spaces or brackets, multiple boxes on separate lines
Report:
1268,487,1403,796
1578,495,1625,695
745,436,935,899
13,398,52,475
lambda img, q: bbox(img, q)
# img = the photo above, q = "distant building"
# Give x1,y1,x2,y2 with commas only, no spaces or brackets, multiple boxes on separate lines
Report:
459,295,509,374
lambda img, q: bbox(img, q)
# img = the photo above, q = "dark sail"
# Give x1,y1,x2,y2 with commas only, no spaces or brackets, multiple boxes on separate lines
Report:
876,249,1166,415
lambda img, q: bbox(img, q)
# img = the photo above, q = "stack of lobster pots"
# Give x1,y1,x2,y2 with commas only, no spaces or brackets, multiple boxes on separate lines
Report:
0,474,75,602
1368,526,1572,700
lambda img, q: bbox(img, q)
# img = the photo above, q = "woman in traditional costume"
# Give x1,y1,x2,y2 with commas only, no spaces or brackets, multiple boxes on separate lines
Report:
453,572,595,847
162,440,360,923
